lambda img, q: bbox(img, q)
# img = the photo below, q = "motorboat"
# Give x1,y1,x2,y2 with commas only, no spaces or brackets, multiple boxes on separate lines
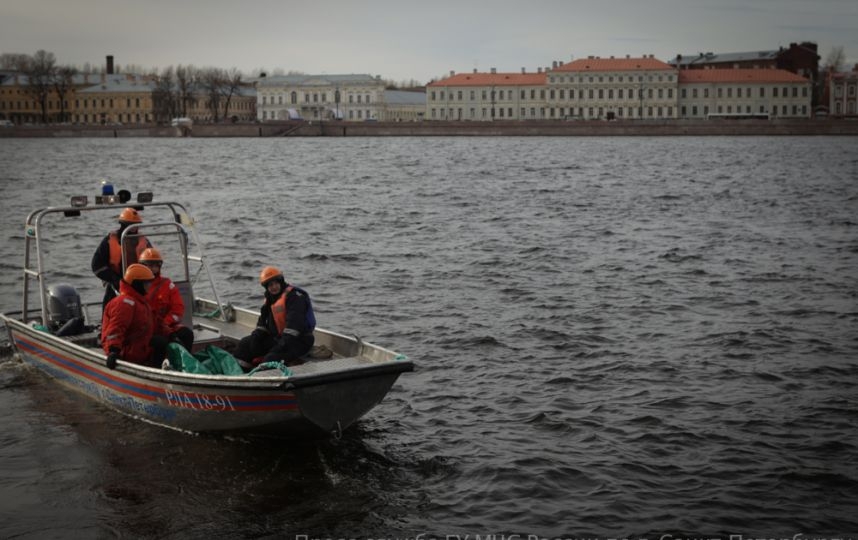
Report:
0,189,413,438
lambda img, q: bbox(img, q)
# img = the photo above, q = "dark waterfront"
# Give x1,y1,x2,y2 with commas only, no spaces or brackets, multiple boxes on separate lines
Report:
1,137,857,538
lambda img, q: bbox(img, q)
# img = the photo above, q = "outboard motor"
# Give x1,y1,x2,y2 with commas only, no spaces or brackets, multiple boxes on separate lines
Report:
47,284,85,336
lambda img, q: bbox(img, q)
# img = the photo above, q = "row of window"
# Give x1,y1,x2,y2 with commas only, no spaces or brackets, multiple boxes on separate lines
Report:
547,74,675,84
260,109,375,120
430,106,676,120
260,92,374,105
832,84,857,97
430,103,811,120
431,87,677,102
682,86,808,99
681,104,809,116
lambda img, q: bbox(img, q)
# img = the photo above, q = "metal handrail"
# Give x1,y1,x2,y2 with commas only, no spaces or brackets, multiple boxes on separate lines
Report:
20,199,227,327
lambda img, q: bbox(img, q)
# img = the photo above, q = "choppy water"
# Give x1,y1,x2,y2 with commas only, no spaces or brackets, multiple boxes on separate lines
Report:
1,136,857,538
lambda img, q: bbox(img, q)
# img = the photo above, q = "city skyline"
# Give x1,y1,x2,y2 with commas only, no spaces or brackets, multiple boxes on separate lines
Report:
2,0,857,83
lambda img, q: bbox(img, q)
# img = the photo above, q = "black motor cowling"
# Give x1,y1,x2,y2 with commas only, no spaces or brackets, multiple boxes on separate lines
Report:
47,284,85,336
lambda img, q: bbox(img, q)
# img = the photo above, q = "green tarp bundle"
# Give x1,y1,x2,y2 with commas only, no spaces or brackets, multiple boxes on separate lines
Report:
165,343,291,376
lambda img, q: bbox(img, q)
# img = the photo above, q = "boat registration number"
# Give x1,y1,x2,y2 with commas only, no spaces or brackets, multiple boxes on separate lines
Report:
164,389,236,411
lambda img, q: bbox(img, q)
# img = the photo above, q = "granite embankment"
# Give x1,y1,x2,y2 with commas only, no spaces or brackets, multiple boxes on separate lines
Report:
2,119,858,137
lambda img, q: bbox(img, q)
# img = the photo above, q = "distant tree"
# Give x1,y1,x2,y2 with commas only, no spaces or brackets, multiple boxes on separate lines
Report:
53,65,78,123
152,67,177,124
21,50,56,123
174,65,197,117
220,68,244,121
200,67,224,122
0,53,30,70
823,46,846,73
817,46,847,109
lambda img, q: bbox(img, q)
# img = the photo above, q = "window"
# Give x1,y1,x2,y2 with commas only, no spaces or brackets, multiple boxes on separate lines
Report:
759,87,765,98
727,88,732,98
457,91,462,100
692,88,698,98
520,90,525,99
291,91,298,104
703,88,708,98
792,87,797,98
471,91,476,100
618,89,624,99
773,87,779,98
598,89,603,99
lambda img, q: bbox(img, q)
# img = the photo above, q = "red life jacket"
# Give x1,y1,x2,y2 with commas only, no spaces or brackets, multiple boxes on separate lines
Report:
108,231,148,276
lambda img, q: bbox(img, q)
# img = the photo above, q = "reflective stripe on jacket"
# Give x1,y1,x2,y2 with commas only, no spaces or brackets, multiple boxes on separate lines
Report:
101,280,154,364
147,276,185,336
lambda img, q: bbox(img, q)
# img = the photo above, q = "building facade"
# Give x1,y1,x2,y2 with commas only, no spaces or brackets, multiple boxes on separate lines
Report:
678,69,812,118
256,74,386,121
428,56,680,121
0,72,257,125
549,56,678,119
671,42,820,105
75,77,157,124
427,69,548,121
829,69,858,117
381,90,426,121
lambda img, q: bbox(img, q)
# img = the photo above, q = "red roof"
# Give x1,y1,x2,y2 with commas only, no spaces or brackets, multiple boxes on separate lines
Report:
553,57,674,72
428,72,547,87
678,69,809,84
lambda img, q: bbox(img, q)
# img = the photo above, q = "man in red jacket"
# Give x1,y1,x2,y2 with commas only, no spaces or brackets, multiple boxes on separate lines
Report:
101,263,167,369
139,247,194,351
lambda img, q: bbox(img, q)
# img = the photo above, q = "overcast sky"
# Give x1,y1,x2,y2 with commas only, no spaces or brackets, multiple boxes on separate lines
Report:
2,0,856,82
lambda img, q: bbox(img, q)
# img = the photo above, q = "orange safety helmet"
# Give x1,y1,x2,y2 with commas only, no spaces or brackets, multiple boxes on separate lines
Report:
124,263,155,282
118,207,142,224
259,266,283,286
139,247,163,262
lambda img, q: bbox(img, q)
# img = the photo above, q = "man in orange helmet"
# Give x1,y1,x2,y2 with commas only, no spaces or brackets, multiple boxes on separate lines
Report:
101,263,167,369
91,207,152,310
234,265,316,371
139,247,194,351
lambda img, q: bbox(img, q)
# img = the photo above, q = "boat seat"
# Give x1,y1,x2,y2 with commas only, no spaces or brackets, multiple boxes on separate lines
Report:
174,280,223,351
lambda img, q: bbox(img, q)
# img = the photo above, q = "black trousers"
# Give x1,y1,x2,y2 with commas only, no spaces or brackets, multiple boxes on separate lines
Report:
234,332,314,366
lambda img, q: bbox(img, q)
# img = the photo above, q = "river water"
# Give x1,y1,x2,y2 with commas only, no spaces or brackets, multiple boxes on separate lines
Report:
0,136,856,539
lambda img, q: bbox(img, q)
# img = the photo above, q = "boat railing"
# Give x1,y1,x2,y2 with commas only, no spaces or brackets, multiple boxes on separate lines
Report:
20,195,228,328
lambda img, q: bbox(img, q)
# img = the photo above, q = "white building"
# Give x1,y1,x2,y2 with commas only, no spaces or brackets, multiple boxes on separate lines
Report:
256,74,385,121
426,69,548,121
548,55,679,119
678,69,812,118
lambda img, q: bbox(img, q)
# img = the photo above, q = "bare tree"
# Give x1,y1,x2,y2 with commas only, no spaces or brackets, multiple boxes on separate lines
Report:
0,53,31,70
152,67,177,124
21,50,57,124
200,68,225,122
823,46,846,73
53,66,78,123
220,68,244,122
174,65,197,118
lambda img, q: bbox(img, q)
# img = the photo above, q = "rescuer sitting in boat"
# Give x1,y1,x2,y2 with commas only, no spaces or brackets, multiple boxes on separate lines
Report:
101,263,168,369
139,247,195,352
234,266,316,370
91,207,152,311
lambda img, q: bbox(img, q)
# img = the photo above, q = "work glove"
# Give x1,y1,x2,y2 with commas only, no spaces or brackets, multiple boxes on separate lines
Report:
106,347,120,370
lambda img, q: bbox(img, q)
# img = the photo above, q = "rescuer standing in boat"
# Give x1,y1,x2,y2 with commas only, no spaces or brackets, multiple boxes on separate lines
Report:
139,247,195,352
101,263,168,369
234,266,316,370
91,207,152,311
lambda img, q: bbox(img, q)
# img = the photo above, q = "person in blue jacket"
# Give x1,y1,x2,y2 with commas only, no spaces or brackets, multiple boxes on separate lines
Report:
234,266,315,370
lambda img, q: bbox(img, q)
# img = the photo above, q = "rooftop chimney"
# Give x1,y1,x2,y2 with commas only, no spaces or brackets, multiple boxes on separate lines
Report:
473,68,478,74
450,70,455,77
521,67,526,74
490,67,496,74
106,55,114,75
